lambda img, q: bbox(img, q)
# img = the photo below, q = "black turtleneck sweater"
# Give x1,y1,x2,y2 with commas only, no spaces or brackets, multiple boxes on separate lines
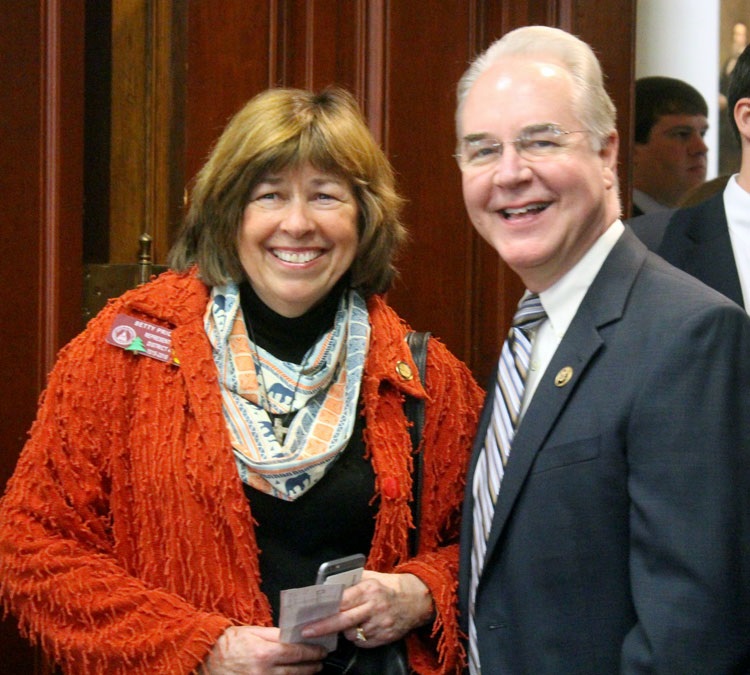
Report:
238,280,376,621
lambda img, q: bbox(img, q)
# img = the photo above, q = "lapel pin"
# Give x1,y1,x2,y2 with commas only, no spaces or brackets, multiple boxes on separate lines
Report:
554,366,573,387
396,361,413,381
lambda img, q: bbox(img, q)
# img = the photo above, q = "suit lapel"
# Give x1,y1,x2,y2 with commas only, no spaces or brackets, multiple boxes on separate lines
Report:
478,229,647,573
660,194,744,308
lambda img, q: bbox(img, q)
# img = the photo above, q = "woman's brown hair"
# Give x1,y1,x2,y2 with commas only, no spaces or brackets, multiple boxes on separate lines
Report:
168,87,406,296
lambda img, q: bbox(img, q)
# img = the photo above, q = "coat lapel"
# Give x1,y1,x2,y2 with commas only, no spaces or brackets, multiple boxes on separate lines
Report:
479,229,647,572
659,194,745,308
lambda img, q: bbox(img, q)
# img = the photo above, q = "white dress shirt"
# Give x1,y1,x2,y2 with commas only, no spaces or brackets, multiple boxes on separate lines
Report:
723,175,750,309
521,220,625,417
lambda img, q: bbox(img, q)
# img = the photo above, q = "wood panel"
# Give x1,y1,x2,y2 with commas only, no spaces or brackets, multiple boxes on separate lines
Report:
383,1,482,366
0,1,84,670
184,1,273,186
109,0,186,263
0,3,43,478
0,3,44,666
184,0,368,183
279,0,365,93
109,0,148,262
0,0,84,505
569,0,637,215
83,0,111,264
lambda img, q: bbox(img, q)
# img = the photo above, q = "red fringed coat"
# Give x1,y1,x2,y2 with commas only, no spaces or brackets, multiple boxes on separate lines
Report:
0,270,483,674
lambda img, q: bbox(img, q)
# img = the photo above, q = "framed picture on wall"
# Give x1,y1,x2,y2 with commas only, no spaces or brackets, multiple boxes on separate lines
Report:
719,0,750,174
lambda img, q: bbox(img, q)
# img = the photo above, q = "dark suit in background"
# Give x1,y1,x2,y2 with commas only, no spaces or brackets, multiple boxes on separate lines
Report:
630,191,745,308
627,207,674,250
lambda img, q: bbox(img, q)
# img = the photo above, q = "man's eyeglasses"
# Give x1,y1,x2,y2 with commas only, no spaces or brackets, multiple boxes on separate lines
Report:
455,124,589,170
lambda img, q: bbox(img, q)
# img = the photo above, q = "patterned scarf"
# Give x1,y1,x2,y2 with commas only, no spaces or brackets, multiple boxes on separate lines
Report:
205,283,370,500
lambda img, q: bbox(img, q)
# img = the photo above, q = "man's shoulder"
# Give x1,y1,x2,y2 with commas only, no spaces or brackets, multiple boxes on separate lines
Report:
628,192,727,252
596,228,739,320
626,209,676,251
663,191,726,235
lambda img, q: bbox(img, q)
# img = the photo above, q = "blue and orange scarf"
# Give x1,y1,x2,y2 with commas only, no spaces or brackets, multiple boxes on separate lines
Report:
205,283,370,501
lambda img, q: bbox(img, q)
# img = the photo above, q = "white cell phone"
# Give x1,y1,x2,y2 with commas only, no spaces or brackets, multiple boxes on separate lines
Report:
315,553,366,587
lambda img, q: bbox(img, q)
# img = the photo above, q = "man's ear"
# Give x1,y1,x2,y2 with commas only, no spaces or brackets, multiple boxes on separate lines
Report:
734,98,750,140
600,130,619,189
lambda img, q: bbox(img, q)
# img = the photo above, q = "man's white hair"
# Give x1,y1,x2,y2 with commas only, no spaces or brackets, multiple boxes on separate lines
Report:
456,25,617,151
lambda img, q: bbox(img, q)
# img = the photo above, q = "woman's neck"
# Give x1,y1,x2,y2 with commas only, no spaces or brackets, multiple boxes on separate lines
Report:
239,278,347,363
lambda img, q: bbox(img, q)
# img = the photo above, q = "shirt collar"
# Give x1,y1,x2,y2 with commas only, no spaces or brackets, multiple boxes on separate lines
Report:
538,220,625,339
724,174,750,230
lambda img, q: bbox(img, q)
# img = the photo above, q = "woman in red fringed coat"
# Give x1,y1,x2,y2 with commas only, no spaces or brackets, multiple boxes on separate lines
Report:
0,87,483,674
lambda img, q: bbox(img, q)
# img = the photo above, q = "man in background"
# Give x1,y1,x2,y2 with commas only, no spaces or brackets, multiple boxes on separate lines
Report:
630,44,750,310
719,21,747,173
632,76,708,215
455,25,750,674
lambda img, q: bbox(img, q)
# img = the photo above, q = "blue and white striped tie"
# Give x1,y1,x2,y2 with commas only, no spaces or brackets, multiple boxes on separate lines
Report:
468,293,547,674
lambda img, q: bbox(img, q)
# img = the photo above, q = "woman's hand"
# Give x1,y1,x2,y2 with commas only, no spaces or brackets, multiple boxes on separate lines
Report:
201,625,327,674
301,571,435,648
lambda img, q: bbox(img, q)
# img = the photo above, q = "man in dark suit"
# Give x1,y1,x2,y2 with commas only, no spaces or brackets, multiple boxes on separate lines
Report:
629,191,744,308
629,44,750,311
455,25,750,674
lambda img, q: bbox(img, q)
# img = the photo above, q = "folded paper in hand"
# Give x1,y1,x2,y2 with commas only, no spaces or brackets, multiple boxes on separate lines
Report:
279,583,344,651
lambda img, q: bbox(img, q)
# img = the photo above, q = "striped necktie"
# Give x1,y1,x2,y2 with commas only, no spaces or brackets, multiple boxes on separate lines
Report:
468,292,547,674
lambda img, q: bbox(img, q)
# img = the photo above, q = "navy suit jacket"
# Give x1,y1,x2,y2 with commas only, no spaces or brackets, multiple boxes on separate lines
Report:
459,229,750,673
629,192,745,309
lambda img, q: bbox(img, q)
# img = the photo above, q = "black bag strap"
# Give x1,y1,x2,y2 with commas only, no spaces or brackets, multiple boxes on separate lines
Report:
405,331,430,556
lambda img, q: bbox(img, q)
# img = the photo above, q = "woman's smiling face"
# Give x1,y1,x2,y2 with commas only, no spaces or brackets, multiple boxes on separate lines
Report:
238,164,359,317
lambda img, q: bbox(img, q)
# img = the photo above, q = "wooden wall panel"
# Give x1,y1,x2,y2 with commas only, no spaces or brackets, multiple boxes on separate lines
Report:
184,2,273,185
383,1,481,365
0,2,44,482
280,0,365,93
0,12,46,667
569,0,637,215
0,1,84,500
184,0,368,182
109,0,149,262
0,1,84,670
108,1,186,263
483,0,561,31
